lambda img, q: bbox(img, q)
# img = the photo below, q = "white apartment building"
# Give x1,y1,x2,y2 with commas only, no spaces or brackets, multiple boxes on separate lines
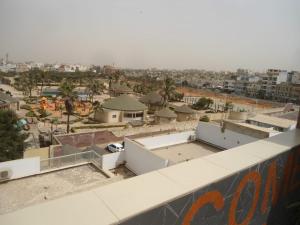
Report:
291,71,300,84
223,79,235,92
261,69,289,98
234,75,260,94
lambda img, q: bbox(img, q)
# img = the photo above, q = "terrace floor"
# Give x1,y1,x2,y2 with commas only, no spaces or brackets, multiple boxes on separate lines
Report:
0,164,135,215
152,141,221,164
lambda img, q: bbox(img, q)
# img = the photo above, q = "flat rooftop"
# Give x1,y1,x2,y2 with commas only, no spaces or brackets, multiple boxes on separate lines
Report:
0,130,299,225
152,141,220,164
0,164,135,215
247,114,296,128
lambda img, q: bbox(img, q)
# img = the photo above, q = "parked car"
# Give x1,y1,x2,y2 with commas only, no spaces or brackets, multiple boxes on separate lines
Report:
106,143,124,152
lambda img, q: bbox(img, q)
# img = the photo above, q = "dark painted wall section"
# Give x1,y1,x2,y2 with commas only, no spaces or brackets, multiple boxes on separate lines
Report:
119,145,300,225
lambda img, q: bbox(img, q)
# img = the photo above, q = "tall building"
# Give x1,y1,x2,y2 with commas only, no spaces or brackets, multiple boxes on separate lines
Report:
261,69,289,99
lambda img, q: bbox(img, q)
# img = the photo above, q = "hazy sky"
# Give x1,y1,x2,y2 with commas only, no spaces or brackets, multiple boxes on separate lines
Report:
0,0,299,71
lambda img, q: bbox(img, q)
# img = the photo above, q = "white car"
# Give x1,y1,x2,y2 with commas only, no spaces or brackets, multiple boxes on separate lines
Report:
106,143,124,152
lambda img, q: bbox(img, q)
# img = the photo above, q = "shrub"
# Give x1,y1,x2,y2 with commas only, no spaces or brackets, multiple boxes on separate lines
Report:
199,115,210,122
192,97,213,110
25,111,36,117
20,104,32,110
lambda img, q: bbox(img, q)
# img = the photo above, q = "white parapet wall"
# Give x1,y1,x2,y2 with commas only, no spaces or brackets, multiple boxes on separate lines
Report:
124,138,168,175
196,122,258,149
0,157,40,180
101,152,125,170
135,131,195,150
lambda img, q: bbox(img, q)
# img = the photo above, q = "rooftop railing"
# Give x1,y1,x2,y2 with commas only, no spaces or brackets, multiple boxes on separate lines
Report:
40,150,102,172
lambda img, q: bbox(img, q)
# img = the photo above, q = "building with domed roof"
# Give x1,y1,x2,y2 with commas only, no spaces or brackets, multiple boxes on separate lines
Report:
94,95,147,123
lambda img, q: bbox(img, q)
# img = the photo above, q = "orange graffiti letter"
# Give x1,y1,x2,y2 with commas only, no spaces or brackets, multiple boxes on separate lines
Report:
229,171,261,225
182,191,224,225
261,161,278,214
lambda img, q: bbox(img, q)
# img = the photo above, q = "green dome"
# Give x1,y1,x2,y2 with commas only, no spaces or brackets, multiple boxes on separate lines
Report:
102,95,147,111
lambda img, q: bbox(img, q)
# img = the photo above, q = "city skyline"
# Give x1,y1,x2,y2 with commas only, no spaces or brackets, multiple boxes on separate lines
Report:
0,0,300,71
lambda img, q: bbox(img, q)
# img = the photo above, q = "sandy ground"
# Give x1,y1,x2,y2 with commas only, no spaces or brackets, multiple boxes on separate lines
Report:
0,164,135,214
177,87,280,109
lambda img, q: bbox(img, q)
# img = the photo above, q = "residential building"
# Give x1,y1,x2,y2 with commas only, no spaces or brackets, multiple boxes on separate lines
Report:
0,92,19,110
173,105,198,121
154,107,177,124
223,79,235,92
272,83,300,103
16,63,30,73
140,92,164,113
261,69,289,98
291,71,300,84
246,81,263,98
234,75,260,95
94,95,147,123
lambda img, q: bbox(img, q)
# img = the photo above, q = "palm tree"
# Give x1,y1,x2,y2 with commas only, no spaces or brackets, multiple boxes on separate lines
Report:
160,76,176,106
87,79,104,103
39,71,47,96
59,79,77,133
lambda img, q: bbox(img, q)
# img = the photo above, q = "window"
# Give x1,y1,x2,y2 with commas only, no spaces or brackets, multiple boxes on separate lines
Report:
136,112,143,117
112,115,117,118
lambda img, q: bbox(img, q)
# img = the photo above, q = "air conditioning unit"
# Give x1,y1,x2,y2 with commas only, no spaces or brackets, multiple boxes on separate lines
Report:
0,168,12,182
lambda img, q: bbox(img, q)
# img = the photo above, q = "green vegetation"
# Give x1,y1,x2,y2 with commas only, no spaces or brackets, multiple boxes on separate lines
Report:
37,109,52,118
20,104,32,110
161,77,176,106
199,115,210,122
169,92,184,102
192,97,213,110
59,79,76,133
0,109,28,162
25,110,36,117
224,101,234,112
17,72,37,97
87,79,105,103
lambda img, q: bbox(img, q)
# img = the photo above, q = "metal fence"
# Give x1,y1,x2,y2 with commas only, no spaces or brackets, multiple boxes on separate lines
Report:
40,150,102,171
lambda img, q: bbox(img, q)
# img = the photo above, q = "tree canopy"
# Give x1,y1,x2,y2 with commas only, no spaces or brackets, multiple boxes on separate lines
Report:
192,97,213,110
0,110,28,162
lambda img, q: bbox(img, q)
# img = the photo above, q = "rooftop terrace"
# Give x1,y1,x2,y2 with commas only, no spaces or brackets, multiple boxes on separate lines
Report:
1,129,299,225
0,164,135,215
152,141,219,164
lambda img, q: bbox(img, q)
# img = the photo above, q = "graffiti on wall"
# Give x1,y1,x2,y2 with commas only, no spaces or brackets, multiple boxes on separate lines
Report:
120,145,300,225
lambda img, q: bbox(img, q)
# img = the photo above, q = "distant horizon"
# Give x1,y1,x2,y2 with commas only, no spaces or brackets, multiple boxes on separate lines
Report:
1,54,299,73
1,0,299,72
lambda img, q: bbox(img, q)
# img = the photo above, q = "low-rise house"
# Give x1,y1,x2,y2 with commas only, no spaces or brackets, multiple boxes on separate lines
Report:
154,107,177,124
0,92,19,110
140,92,164,113
174,104,198,121
41,87,89,100
109,83,133,97
94,95,147,123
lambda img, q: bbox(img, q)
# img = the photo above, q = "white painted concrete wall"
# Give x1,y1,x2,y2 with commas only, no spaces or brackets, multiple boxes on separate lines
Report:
101,152,125,170
136,131,195,150
124,138,168,175
0,157,40,180
196,122,258,149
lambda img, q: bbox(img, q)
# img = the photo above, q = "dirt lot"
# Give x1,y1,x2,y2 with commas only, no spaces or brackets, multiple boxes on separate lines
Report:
177,87,279,109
